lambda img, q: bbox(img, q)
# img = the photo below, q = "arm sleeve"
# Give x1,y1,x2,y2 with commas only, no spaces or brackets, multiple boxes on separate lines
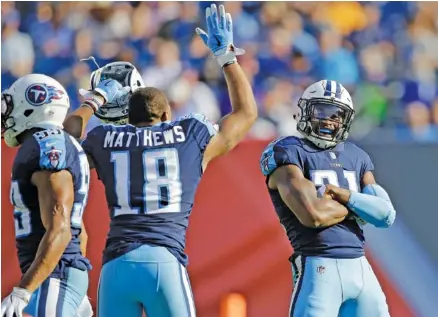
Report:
260,138,303,176
347,184,396,228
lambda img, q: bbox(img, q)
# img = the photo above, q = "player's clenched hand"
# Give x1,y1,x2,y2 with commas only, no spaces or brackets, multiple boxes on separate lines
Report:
79,79,131,113
324,184,367,226
195,4,245,67
316,185,333,200
324,184,352,205
1,287,31,317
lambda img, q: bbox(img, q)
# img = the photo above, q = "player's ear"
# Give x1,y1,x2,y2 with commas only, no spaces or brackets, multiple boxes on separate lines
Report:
161,110,171,122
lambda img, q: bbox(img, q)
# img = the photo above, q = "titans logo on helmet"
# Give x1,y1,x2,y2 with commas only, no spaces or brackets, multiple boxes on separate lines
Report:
25,83,64,107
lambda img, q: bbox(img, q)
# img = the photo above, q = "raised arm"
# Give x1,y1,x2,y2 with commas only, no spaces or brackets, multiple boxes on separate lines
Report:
19,170,74,293
63,105,97,139
63,79,130,139
196,4,257,169
203,63,257,167
269,165,349,228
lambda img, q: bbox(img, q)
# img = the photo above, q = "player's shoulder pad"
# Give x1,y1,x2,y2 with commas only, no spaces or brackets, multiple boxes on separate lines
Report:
260,136,303,176
32,129,68,171
87,123,119,136
14,134,40,167
344,141,370,158
177,113,218,137
344,141,374,169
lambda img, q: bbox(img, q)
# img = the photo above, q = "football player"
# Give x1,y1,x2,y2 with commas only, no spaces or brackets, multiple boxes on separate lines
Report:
1,74,127,317
62,4,257,317
260,80,396,317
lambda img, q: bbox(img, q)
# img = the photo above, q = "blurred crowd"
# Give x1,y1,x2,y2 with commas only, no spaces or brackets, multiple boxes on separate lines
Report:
2,1,438,142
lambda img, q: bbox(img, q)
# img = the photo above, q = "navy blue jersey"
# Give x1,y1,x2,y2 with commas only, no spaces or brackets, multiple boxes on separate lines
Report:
81,113,217,266
260,136,375,259
11,128,91,278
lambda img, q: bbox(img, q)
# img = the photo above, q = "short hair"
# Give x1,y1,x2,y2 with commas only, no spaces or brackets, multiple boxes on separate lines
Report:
128,87,169,125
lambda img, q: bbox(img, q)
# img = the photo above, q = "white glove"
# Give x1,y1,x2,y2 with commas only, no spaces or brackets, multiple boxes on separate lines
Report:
1,287,31,317
76,296,93,317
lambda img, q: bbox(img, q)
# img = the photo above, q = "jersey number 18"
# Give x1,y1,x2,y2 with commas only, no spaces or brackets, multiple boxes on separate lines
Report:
111,148,182,216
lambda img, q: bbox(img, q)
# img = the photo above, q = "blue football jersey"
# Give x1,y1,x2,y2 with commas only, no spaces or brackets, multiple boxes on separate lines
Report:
81,113,217,266
11,128,91,278
260,136,375,259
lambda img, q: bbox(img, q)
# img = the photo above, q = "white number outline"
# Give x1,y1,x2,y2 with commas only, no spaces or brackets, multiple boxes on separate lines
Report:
70,136,90,228
111,151,140,216
11,181,32,238
311,170,359,192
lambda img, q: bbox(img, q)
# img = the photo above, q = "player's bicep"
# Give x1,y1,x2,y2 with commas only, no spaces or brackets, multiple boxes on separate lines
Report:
203,132,227,168
361,171,376,188
203,112,250,166
63,107,95,139
269,165,320,225
31,170,74,231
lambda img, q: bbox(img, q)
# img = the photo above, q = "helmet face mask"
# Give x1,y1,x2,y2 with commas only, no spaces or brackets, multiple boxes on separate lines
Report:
296,80,355,149
90,61,145,125
1,92,15,136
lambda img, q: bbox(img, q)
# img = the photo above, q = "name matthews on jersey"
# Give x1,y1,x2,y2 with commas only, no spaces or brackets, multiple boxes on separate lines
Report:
103,125,186,148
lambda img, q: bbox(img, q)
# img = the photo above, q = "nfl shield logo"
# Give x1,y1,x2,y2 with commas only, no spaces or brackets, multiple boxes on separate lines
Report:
329,152,336,160
317,265,326,274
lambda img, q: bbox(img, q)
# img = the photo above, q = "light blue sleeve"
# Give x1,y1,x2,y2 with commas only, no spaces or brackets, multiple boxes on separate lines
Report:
347,184,396,228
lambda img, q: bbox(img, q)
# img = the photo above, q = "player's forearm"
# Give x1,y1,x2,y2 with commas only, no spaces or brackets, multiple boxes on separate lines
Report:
18,228,71,293
347,184,396,228
279,185,348,228
311,199,350,227
63,106,95,139
223,63,257,117
221,63,257,141
279,177,349,228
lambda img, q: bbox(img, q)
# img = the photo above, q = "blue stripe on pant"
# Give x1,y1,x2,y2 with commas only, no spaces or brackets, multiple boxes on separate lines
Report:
97,244,196,317
289,256,390,317
24,267,89,317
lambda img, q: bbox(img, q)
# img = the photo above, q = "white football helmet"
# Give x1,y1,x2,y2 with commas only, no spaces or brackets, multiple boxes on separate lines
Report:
1,74,70,147
88,61,145,125
296,80,355,149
